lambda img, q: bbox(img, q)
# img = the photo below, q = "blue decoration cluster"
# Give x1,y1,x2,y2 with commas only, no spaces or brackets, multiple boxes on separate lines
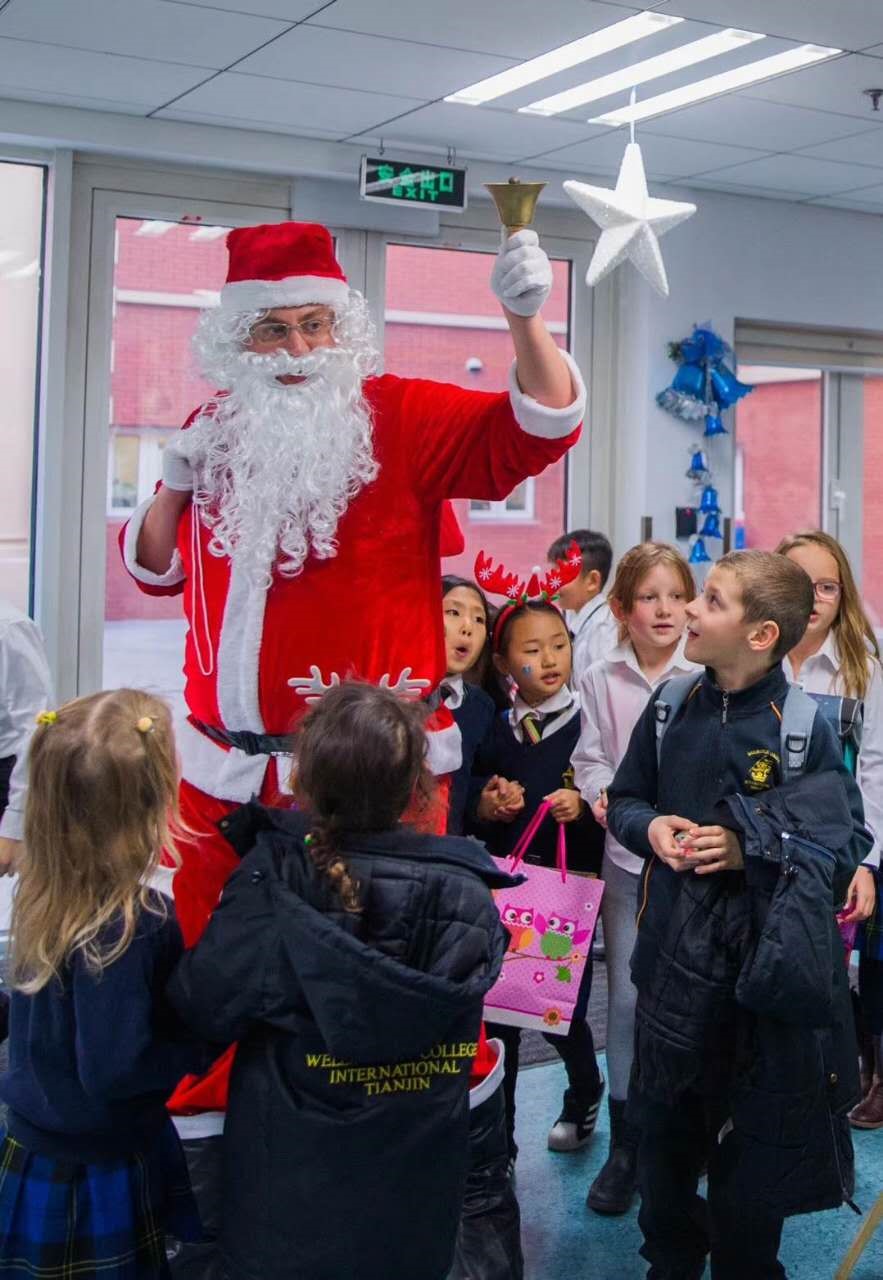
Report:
657,324,753,438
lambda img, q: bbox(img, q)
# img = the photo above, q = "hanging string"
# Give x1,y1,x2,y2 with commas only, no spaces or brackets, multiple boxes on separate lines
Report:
630,86,637,145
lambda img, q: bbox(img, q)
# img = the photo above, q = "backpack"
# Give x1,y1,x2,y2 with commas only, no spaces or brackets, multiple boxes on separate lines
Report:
653,676,863,779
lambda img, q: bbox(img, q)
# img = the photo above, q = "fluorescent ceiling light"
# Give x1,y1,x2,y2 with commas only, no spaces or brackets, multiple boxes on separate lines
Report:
135,220,176,237
444,11,683,106
591,43,842,125
521,28,764,116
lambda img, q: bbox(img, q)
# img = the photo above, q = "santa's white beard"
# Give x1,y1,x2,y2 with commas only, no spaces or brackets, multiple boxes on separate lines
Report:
178,345,378,587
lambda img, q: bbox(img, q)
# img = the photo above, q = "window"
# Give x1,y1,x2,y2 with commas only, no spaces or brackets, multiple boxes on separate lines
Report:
0,161,45,612
384,242,571,580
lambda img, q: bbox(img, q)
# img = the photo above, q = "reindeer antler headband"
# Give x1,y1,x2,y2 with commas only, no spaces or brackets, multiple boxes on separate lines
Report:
474,542,582,650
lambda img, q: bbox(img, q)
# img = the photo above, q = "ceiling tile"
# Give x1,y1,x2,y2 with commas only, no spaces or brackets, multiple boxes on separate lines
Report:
742,52,883,120
519,131,770,179
0,36,208,108
159,0,321,18
310,0,645,60
163,70,421,135
657,0,883,51
684,152,883,196
640,95,881,151
809,193,883,213
237,25,517,99
683,176,816,202
157,106,344,140
797,127,883,166
0,0,288,68
346,100,607,160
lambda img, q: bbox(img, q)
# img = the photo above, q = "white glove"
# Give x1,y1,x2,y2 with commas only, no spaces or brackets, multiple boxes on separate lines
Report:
490,229,553,318
161,432,196,492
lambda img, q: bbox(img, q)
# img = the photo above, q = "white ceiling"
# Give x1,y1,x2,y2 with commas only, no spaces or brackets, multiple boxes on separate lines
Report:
4,0,883,211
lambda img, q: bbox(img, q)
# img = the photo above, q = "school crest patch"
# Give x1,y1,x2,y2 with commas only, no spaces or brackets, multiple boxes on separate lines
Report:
744,749,779,793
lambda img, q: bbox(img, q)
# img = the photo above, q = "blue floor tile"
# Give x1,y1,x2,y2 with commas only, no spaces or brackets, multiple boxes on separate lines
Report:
516,1056,883,1280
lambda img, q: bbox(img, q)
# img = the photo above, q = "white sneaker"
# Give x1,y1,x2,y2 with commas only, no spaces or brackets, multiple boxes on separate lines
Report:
547,1081,605,1152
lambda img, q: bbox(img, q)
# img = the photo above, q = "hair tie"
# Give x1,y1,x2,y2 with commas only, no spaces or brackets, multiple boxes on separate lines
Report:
136,716,155,734
35,710,57,726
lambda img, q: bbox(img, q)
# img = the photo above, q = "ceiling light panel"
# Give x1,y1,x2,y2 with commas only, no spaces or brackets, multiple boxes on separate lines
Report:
444,11,683,106
521,28,764,116
591,43,842,126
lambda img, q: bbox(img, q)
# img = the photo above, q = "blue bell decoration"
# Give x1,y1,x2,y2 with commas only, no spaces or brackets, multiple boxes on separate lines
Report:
686,446,710,482
699,485,720,515
700,511,723,539
689,537,713,565
672,362,706,399
710,364,753,409
656,386,707,420
704,412,727,438
677,326,728,366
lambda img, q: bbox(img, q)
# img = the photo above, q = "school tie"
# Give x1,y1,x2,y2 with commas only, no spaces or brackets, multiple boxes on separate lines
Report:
522,713,543,745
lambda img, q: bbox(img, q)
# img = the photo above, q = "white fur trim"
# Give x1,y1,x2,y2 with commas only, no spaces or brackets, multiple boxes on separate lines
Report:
122,496,186,587
220,276,349,311
468,1039,506,1110
178,717,269,803
215,561,267,734
425,720,462,776
172,1112,225,1139
508,350,586,439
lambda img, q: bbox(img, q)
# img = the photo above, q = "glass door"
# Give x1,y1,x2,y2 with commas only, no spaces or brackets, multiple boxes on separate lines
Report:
75,176,288,706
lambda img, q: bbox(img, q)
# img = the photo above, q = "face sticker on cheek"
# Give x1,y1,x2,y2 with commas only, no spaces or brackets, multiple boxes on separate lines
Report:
521,665,532,675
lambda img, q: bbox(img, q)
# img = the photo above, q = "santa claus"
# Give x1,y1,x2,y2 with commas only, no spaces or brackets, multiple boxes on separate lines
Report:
122,220,582,1116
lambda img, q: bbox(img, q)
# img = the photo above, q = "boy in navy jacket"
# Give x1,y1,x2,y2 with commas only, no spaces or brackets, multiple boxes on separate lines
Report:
607,551,870,1280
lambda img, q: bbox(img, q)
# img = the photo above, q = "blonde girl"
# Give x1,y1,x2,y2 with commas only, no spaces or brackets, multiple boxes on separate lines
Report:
573,541,698,1215
0,689,211,1280
776,530,882,1129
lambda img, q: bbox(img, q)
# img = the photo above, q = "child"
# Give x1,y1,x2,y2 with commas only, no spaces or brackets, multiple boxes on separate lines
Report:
468,586,605,1161
0,689,210,1280
572,541,698,1215
548,528,618,683
776,530,881,1127
440,575,524,836
167,682,513,1280
607,550,871,1280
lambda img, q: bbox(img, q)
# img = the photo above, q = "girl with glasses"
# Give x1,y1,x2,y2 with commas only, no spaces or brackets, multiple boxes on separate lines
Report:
776,530,882,1130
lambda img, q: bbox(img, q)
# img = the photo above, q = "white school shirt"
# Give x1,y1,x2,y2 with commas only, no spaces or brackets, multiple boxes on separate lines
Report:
573,638,699,875
0,600,54,842
510,685,579,744
440,673,465,710
783,633,882,869
567,596,620,687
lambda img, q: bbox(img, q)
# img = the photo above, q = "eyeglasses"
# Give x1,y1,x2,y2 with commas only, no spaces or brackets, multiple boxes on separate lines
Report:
247,312,335,346
812,579,841,601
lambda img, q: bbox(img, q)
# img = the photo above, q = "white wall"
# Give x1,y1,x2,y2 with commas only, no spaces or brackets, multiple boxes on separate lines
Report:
607,186,883,558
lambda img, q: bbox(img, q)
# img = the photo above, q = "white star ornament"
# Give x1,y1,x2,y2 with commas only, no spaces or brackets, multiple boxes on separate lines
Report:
564,141,696,298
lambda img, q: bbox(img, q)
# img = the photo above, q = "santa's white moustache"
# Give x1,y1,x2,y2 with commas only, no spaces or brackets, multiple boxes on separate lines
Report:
179,341,378,589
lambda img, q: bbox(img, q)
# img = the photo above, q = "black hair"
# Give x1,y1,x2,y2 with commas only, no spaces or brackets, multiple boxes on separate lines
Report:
440,575,491,618
441,575,492,684
494,599,571,657
293,682,434,911
547,529,613,589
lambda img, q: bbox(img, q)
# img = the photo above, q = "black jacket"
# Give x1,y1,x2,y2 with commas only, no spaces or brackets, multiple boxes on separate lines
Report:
607,665,871,1217
167,805,514,1280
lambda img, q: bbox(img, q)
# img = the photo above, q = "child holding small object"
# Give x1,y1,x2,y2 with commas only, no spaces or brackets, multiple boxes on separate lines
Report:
468,547,605,1163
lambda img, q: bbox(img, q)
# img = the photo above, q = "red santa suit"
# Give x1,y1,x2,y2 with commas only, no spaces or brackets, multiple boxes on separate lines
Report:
121,223,584,1114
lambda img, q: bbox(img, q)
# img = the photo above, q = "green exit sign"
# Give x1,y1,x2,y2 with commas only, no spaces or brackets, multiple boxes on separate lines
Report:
359,157,468,211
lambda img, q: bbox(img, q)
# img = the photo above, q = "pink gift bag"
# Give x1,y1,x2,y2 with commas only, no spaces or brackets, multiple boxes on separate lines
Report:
483,800,605,1037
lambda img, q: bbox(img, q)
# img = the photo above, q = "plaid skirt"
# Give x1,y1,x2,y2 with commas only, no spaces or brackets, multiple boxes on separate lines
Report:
0,1119,201,1278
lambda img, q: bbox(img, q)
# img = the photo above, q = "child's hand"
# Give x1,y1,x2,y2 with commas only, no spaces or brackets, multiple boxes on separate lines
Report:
680,825,744,875
839,865,877,923
590,789,608,828
545,789,584,824
648,815,695,871
477,777,524,823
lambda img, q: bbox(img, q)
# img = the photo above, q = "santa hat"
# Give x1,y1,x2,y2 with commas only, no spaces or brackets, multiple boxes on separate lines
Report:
220,221,349,312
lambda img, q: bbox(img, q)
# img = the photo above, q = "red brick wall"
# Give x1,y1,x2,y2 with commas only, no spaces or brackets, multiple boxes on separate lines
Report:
863,379,883,627
736,379,822,550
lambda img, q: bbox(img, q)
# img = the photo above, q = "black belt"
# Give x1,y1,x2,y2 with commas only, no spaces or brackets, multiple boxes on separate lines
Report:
190,718,294,757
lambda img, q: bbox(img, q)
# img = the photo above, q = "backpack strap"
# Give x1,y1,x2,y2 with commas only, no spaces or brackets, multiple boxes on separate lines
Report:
779,684,819,783
654,674,703,769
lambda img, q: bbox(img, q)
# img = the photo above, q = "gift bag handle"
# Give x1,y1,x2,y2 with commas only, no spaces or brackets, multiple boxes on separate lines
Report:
508,800,570,883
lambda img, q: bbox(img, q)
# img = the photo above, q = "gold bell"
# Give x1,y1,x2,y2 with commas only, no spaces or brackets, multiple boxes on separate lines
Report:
484,177,547,234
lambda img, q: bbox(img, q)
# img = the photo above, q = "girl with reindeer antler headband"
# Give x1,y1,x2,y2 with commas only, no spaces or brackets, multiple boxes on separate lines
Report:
466,541,606,1169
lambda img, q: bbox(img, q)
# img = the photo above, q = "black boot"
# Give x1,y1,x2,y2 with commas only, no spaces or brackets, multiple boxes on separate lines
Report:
586,1097,638,1215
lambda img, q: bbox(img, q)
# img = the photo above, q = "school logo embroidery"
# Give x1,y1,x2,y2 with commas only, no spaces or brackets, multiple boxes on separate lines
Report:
744,749,779,793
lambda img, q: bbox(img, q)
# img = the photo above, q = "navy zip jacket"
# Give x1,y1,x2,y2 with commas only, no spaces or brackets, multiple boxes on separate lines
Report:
607,663,871,1217
0,896,213,1160
448,683,496,836
167,804,515,1280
